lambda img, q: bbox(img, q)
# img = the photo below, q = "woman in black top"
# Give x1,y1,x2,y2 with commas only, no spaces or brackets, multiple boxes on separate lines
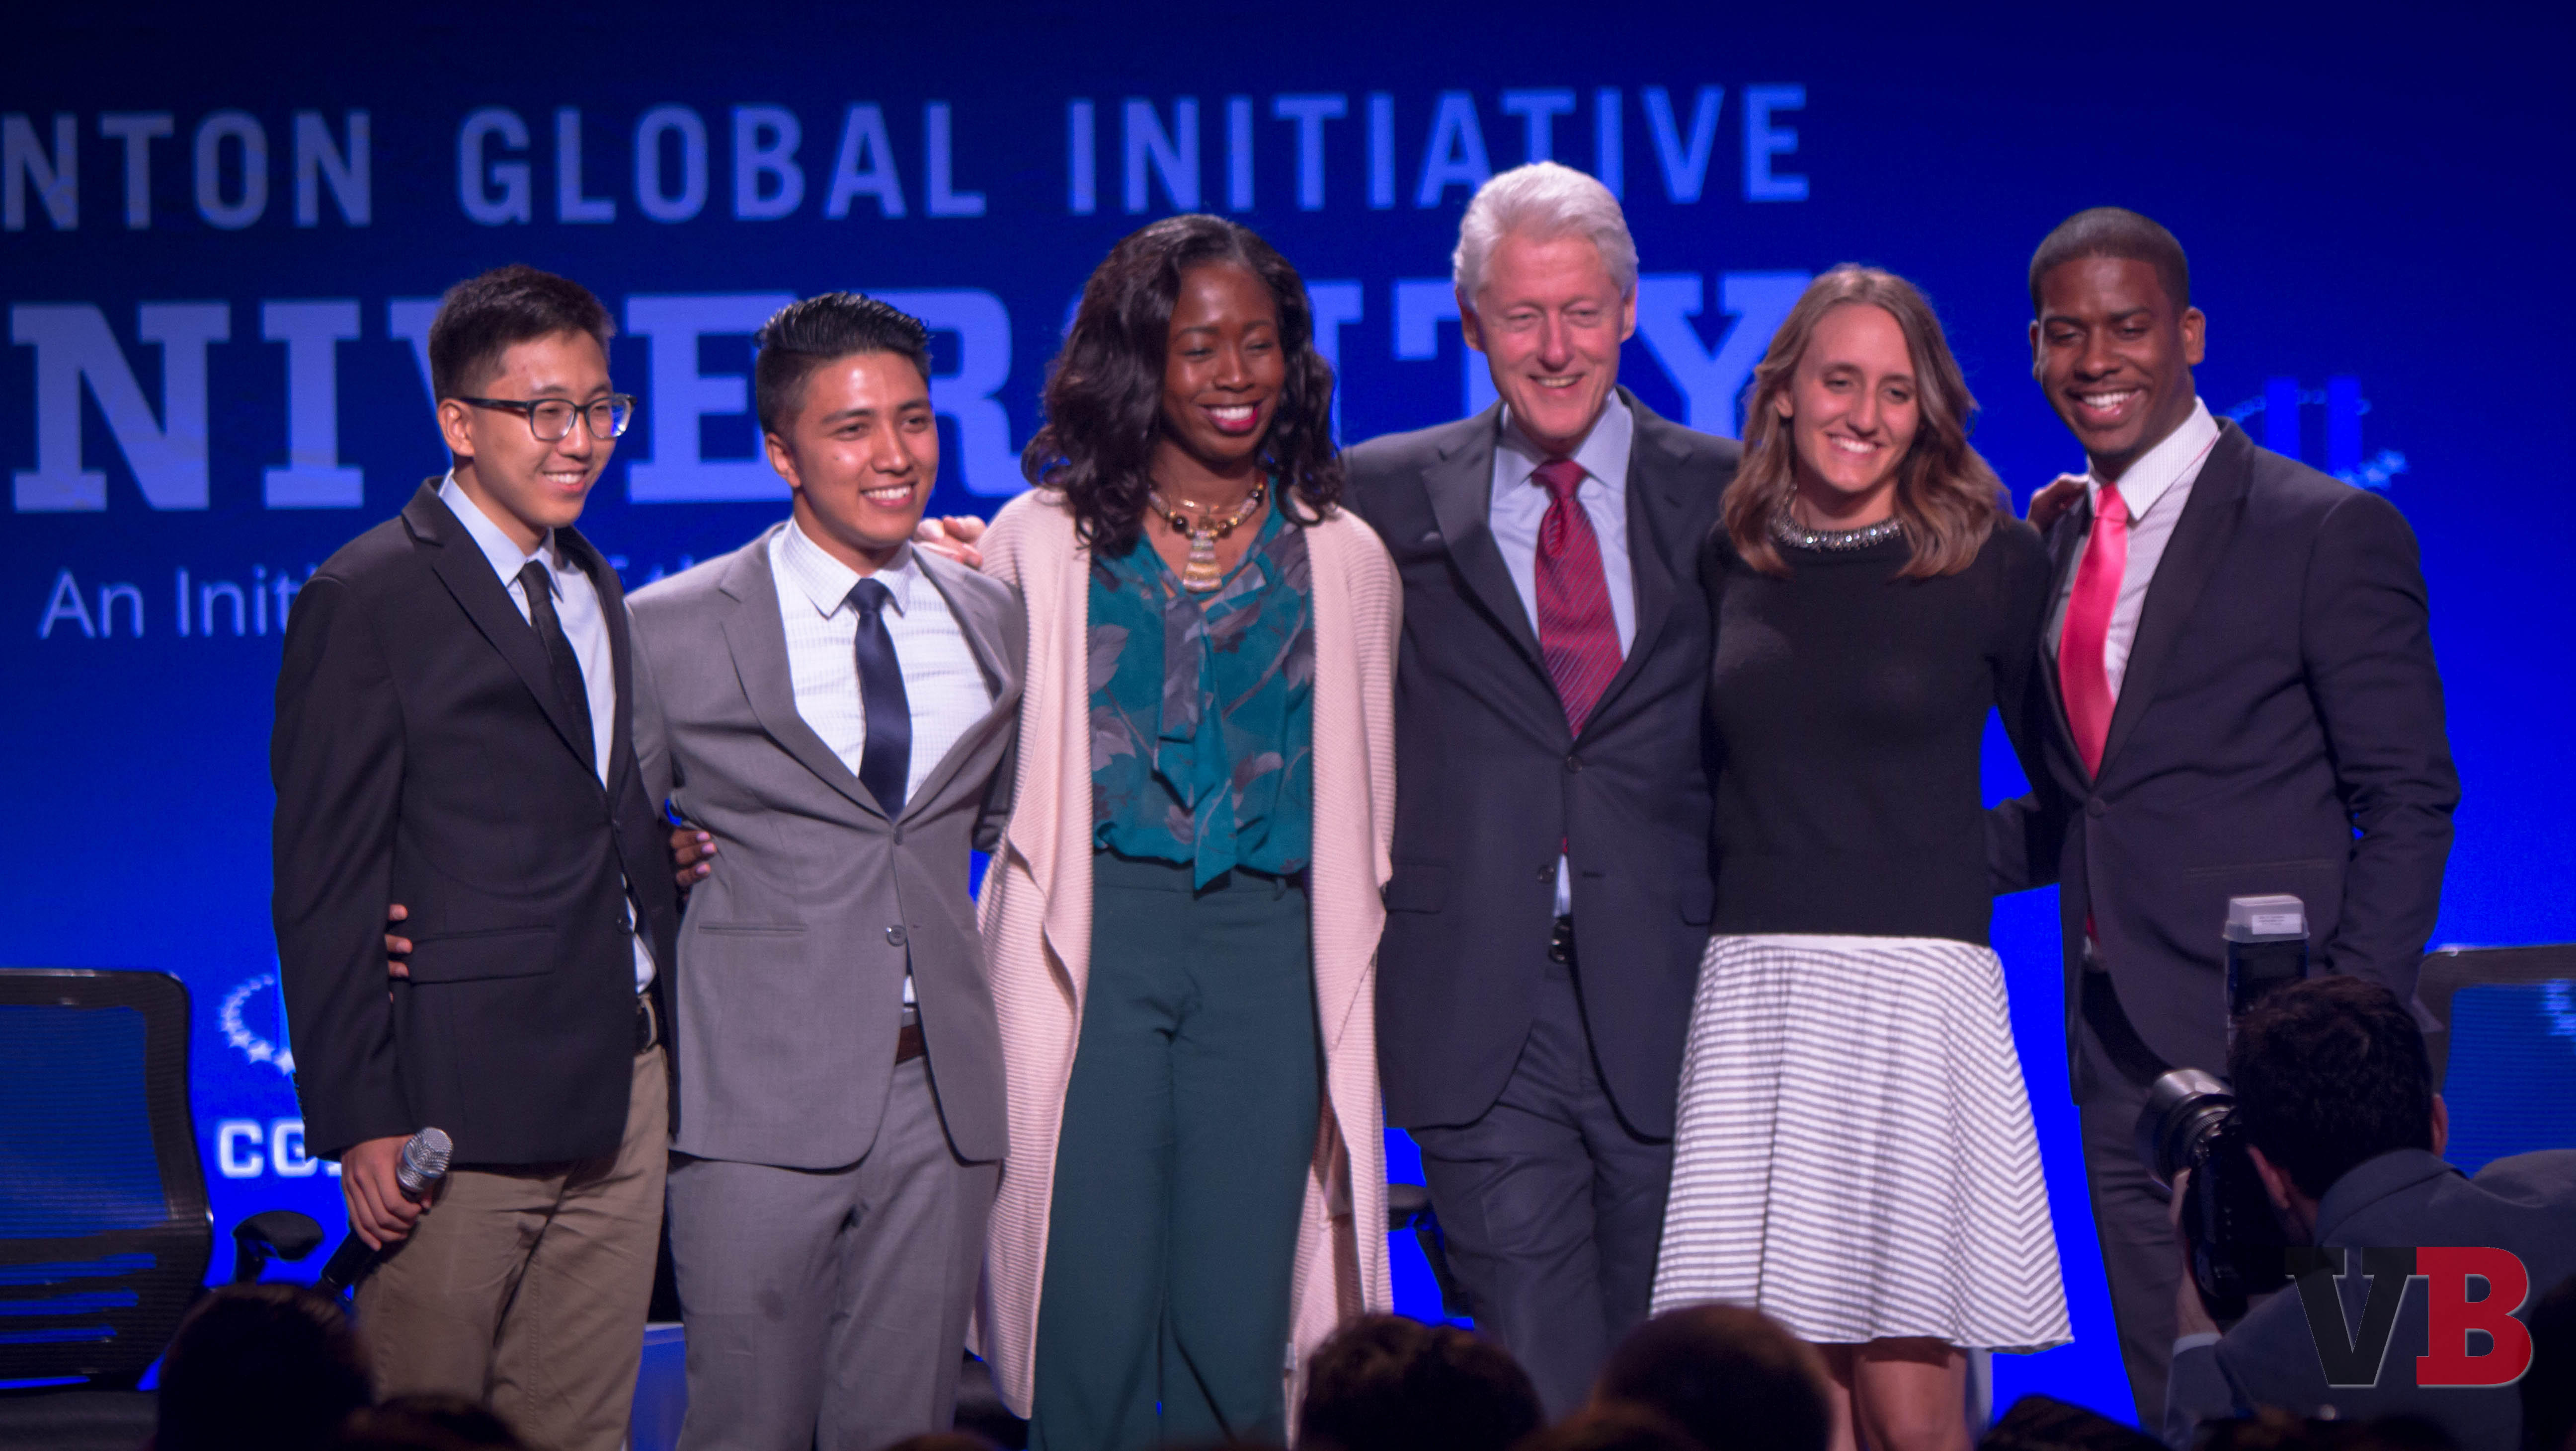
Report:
1649,267,2069,1451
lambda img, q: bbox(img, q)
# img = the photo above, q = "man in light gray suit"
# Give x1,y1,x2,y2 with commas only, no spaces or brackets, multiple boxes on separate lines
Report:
629,294,1022,1450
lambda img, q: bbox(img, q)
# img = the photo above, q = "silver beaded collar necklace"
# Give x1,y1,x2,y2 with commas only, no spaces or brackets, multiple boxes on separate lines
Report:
1770,503,1905,553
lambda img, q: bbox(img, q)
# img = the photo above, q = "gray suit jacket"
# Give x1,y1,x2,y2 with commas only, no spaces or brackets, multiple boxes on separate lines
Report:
629,527,1023,1169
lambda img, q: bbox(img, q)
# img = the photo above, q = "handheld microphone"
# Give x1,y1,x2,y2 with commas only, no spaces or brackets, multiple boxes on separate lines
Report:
315,1127,453,1295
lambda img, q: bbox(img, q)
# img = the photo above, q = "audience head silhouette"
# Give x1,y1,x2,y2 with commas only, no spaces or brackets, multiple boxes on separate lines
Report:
334,1392,529,1451
2522,1271,2576,1451
2184,1406,2458,1449
1515,1404,1704,1451
154,1284,371,1451
1977,1394,2163,1450
1297,1313,1545,1451
1592,1304,1833,1451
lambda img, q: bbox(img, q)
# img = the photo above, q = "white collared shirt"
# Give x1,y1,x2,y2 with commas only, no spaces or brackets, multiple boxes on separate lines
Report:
1487,392,1637,917
2045,396,2224,700
768,519,995,808
438,471,656,993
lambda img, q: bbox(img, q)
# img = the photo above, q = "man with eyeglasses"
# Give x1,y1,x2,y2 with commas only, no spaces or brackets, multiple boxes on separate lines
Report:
272,264,678,1451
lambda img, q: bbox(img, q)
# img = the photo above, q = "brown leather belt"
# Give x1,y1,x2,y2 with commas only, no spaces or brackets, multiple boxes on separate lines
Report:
895,1022,924,1064
635,993,662,1053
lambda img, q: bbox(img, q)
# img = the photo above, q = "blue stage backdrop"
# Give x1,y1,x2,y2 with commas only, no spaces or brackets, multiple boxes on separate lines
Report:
5,4,2568,1419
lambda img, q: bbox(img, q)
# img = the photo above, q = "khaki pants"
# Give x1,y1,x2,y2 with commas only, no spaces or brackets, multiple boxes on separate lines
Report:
357,1044,667,1451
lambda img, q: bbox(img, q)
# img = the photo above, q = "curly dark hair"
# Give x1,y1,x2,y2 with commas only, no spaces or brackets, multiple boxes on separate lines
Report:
1297,1313,1542,1451
2229,975,2436,1200
1022,214,1343,557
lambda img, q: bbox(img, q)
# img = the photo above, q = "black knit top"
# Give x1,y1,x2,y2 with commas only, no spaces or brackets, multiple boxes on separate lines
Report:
1702,516,2051,946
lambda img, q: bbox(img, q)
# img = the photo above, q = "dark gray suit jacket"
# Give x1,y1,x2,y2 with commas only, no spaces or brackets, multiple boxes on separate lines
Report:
1345,391,1737,1137
1991,422,2458,1086
273,482,682,1165
2167,1148,2576,1449
629,528,1022,1169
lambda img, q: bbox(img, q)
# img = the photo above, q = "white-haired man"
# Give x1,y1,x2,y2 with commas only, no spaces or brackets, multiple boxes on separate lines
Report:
1344,162,1741,1413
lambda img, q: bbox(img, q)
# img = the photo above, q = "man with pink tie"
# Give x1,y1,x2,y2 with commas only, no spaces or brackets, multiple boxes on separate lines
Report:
1990,207,2458,1425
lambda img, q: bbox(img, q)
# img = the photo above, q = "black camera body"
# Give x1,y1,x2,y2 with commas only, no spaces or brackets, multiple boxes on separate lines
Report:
2132,894,2310,1321
2135,1069,2290,1320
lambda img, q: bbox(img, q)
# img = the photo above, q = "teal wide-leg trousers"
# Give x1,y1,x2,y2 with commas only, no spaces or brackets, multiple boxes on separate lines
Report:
1029,851,1320,1451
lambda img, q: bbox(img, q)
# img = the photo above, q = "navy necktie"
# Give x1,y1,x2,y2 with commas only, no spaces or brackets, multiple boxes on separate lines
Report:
519,561,595,771
848,577,912,818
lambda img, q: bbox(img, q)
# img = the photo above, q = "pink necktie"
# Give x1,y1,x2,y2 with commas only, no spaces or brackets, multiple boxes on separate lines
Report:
1533,458,1622,736
2058,482,2128,777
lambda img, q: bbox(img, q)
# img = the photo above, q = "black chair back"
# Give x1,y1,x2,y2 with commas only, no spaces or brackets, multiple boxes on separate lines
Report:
0,968,212,1386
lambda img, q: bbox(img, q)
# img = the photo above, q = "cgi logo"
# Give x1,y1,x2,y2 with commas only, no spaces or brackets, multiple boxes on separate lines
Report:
214,1117,335,1180
2295,1246,2533,1388
211,969,338,1180
221,971,295,1077
2225,378,2408,491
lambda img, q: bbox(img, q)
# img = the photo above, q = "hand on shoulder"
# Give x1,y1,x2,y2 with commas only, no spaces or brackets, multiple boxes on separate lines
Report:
2026,473,2087,533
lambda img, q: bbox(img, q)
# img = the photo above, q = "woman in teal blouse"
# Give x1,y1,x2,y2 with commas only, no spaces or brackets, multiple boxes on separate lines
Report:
1088,502,1314,883
1010,214,1360,1451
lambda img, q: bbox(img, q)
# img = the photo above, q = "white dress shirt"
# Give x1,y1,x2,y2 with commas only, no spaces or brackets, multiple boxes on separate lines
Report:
438,472,656,993
768,520,995,802
2045,397,2224,701
771,521,995,1008
1488,392,1637,916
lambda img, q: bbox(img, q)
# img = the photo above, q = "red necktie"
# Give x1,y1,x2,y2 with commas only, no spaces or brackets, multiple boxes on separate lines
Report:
2058,481,2128,777
1533,458,1622,736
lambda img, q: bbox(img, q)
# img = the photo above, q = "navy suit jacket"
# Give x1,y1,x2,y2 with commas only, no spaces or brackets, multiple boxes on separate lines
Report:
1345,391,1736,1137
1991,421,2458,1087
2167,1148,2576,1449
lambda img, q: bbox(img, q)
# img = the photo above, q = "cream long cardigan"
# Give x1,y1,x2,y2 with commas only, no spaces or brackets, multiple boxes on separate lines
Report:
973,488,1398,1418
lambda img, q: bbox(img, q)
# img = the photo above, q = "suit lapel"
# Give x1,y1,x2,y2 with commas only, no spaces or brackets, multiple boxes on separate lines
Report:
902,550,1024,818
716,533,887,822
1578,392,1686,739
405,483,596,775
1424,406,1546,671
2098,423,2254,776
2038,497,2088,782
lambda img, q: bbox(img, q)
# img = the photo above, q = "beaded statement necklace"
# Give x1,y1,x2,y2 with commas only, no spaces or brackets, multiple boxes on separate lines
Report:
1148,479,1269,592
1770,502,1905,553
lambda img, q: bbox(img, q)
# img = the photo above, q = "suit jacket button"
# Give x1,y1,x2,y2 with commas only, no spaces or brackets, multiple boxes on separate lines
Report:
891,826,905,846
1537,865,1553,883
1564,755,1582,773
886,925,907,947
2086,797,2106,819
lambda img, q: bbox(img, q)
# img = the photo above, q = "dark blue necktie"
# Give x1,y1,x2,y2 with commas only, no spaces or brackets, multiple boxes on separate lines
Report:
519,561,594,772
848,577,912,818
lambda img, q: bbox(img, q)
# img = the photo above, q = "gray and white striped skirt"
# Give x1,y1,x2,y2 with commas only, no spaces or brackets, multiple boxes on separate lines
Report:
1648,933,2073,1353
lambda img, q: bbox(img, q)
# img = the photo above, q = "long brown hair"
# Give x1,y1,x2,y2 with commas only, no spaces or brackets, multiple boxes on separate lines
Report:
1722,266,2007,578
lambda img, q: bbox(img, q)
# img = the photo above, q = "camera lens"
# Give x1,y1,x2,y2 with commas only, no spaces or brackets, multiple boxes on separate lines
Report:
2135,1068,2235,1188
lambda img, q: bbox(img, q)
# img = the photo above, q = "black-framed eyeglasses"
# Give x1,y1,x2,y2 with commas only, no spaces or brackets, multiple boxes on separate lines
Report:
455,394,638,442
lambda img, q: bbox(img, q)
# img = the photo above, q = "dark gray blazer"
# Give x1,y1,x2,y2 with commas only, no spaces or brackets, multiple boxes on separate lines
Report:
2167,1148,2576,1449
1345,391,1737,1137
1991,422,2458,1085
273,482,683,1165
629,528,1022,1169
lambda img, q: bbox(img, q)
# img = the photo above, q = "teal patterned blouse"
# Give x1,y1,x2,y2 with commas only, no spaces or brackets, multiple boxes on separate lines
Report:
1089,506,1315,887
